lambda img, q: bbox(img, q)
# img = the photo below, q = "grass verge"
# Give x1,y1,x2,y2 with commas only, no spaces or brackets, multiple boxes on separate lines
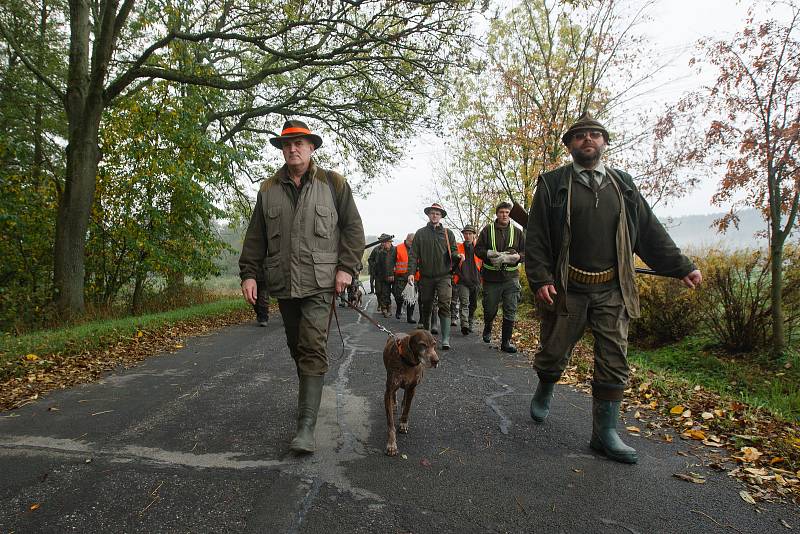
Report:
0,297,245,377
629,336,800,423
0,298,255,411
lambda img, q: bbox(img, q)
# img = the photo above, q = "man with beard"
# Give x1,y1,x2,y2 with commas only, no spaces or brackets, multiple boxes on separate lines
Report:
524,112,702,464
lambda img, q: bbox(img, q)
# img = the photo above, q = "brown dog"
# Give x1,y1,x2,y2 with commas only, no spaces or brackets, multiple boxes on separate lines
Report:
383,329,439,456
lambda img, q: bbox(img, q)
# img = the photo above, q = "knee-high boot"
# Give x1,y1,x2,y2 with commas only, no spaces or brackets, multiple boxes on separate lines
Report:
500,318,517,353
482,315,495,343
590,398,638,464
440,314,451,350
406,304,416,324
289,375,324,453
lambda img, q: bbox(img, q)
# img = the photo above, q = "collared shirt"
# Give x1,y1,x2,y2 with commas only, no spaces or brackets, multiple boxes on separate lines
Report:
572,161,607,188
279,166,313,209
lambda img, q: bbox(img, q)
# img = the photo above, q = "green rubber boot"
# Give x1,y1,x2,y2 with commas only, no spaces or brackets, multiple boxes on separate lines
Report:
289,375,324,454
440,317,451,350
589,399,638,464
529,381,555,423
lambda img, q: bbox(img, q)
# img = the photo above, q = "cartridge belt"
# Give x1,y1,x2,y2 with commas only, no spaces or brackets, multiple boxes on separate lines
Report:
568,265,616,284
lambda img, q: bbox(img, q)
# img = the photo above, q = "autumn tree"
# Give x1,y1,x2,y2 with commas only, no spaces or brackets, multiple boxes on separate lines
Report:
682,3,800,355
0,0,482,317
437,0,655,217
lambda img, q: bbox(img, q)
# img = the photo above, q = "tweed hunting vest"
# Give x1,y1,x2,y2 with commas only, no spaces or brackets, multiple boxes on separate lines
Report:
260,167,339,298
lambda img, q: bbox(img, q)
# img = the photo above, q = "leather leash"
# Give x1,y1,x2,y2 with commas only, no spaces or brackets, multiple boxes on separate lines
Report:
327,289,400,361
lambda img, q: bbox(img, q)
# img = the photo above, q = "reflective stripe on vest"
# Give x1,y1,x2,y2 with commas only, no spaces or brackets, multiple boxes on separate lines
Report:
394,243,409,275
483,223,520,271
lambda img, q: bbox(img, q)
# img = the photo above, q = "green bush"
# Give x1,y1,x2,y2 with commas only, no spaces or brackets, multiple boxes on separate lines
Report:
630,267,703,347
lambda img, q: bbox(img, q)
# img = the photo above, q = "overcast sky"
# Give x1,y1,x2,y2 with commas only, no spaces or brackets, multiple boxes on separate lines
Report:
346,0,777,241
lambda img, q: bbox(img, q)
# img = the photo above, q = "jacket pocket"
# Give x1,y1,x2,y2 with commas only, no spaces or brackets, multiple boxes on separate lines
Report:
267,206,282,254
312,251,338,288
264,254,286,293
314,204,334,239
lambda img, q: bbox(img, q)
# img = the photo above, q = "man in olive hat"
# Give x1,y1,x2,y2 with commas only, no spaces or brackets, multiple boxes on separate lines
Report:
524,111,702,464
240,119,365,454
475,202,525,352
407,203,461,349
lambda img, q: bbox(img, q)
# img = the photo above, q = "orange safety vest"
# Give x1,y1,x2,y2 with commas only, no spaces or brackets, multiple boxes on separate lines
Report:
394,243,409,276
453,242,482,285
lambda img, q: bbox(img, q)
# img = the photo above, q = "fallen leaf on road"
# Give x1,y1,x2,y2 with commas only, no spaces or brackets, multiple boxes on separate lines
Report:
25,354,39,361
663,434,673,443
770,457,785,465
29,503,40,511
673,473,706,484
401,454,407,460
626,426,640,433
670,405,684,415
682,429,706,440
781,519,793,529
681,410,692,419
740,447,762,462
572,468,583,473
739,490,756,504
701,412,714,420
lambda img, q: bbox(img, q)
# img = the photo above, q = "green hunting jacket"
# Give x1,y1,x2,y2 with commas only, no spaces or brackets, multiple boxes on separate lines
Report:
408,222,458,279
239,160,365,298
524,164,695,318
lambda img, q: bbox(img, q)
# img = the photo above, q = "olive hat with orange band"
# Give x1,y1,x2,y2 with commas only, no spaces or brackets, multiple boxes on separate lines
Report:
269,119,323,149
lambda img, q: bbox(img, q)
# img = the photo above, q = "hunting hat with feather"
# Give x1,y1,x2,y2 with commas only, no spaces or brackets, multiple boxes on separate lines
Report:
424,202,447,218
269,119,323,149
561,112,610,145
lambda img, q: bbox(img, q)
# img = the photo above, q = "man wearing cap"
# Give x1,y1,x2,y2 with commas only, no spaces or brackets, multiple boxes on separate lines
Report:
407,203,461,349
239,119,365,454
475,202,525,353
373,235,394,317
524,111,702,464
387,233,417,323
452,225,482,335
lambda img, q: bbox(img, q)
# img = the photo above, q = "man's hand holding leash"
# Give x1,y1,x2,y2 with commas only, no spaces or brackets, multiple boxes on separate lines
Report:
335,270,352,295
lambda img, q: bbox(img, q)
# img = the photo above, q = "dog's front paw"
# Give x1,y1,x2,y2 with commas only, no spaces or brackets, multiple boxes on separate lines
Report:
398,422,409,434
386,442,398,456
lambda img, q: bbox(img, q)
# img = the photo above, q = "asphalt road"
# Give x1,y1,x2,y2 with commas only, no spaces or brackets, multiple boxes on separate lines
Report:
1,295,797,533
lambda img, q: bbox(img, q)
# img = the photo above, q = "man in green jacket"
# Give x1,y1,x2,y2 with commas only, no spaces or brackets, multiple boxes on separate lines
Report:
407,203,461,349
239,120,365,454
524,112,702,464
475,203,525,353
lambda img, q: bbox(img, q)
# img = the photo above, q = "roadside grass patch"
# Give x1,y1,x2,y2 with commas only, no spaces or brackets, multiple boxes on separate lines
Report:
629,336,800,423
0,298,247,383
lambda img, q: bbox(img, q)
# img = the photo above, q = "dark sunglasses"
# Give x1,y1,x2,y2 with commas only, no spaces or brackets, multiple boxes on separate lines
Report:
572,130,604,141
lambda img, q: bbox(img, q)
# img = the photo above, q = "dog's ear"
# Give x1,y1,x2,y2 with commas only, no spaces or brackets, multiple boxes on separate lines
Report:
408,330,430,359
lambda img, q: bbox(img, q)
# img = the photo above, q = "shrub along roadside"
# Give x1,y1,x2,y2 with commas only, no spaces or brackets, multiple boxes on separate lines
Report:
0,298,255,411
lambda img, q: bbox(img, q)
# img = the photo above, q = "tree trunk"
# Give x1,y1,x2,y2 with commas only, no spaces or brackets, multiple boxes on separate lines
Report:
770,239,785,356
54,128,101,316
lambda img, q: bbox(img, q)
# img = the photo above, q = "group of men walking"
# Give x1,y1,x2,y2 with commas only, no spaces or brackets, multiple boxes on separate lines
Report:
367,201,523,354
239,113,702,465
